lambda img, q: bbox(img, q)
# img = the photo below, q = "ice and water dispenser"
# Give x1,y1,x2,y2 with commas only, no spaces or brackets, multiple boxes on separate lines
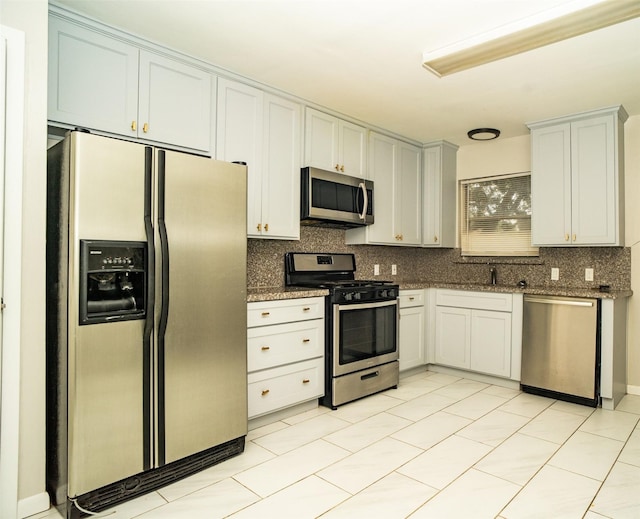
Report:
79,240,147,324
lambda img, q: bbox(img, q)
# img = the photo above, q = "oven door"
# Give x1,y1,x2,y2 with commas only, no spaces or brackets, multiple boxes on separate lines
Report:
333,299,398,376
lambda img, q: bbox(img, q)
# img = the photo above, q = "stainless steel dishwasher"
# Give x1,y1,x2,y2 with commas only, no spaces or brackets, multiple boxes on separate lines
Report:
521,295,599,407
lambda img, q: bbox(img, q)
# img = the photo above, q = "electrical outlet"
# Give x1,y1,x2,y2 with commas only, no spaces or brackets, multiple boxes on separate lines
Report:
585,268,594,281
551,267,559,281
391,264,397,275
374,264,380,276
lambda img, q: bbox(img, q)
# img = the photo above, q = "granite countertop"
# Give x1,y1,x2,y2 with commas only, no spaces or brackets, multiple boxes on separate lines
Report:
247,282,631,302
247,286,329,302
399,281,632,299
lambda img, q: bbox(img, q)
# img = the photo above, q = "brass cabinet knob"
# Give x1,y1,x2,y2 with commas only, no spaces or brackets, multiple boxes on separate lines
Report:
565,233,570,241
335,164,340,171
261,311,270,317
261,389,269,396
573,234,577,242
340,165,344,172
434,235,438,242
131,120,137,131
409,297,415,301
264,223,269,232
257,223,262,232
303,307,310,312
261,346,270,351
302,379,310,384
302,338,310,343
143,123,149,133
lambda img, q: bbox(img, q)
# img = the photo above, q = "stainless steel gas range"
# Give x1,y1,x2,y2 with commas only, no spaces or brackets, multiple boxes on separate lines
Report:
285,252,399,409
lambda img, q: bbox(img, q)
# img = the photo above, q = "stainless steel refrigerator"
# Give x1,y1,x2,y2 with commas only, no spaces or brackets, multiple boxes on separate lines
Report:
46,131,248,517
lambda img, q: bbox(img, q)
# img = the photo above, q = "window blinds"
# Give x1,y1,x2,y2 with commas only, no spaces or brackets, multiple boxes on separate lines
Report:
460,173,538,257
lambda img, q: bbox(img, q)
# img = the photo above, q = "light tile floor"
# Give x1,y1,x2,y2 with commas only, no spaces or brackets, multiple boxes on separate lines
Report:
34,369,640,519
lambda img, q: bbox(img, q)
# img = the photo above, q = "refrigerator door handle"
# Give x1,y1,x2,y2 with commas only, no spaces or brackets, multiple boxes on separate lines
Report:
156,149,169,465
142,146,155,471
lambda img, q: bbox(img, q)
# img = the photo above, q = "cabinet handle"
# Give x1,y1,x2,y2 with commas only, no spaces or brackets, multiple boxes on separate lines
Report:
261,346,270,351
409,297,415,301
261,389,270,396
264,223,269,232
302,379,310,384
335,164,340,171
434,235,438,243
131,120,137,131
261,312,270,317
340,165,344,172
303,307,310,312
573,234,577,242
143,123,149,133
257,223,262,232
302,338,310,343
565,233,570,241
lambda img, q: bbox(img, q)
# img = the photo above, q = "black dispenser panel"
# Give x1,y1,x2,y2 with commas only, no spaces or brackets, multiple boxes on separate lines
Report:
79,240,147,325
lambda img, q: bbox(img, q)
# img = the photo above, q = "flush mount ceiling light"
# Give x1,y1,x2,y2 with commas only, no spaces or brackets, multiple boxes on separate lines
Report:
467,128,500,141
422,0,640,77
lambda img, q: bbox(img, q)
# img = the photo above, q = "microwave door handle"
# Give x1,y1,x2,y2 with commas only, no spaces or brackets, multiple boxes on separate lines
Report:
358,182,368,220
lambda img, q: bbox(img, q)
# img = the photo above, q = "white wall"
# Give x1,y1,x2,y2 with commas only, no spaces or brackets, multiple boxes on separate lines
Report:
624,115,640,391
0,0,49,516
457,117,640,391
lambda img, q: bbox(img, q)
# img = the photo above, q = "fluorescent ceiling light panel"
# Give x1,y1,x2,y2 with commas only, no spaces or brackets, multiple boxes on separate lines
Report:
422,0,640,77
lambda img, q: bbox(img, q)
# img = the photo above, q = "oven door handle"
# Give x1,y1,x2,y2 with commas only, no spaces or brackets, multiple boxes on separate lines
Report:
335,299,398,312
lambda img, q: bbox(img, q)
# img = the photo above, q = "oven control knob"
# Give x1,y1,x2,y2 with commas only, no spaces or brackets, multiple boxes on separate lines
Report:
344,292,353,302
381,289,388,298
354,292,361,300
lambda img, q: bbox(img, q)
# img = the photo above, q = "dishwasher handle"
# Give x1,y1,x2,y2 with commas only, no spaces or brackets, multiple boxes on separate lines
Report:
524,296,594,307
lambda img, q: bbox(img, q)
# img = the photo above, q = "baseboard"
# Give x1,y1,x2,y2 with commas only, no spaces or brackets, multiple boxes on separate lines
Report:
627,385,640,396
18,491,50,519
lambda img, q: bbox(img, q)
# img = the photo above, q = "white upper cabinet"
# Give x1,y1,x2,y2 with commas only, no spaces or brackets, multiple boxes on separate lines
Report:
48,16,139,137
217,78,301,240
261,94,302,240
304,107,367,177
138,51,212,152
345,132,421,246
422,141,458,248
48,14,214,153
528,106,627,246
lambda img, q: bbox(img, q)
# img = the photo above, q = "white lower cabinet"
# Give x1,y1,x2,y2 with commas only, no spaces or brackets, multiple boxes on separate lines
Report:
433,289,521,380
399,290,426,371
247,297,324,419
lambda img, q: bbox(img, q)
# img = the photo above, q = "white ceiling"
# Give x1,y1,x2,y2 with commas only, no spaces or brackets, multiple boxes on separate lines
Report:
54,0,640,146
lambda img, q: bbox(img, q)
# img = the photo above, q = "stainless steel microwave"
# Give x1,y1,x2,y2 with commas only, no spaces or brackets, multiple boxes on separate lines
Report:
300,167,374,228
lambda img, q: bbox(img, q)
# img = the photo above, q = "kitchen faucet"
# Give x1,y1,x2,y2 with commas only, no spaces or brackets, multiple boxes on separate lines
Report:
490,266,497,285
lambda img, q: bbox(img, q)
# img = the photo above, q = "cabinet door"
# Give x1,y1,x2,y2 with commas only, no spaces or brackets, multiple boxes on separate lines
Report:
339,120,367,177
470,310,511,377
48,16,139,136
397,142,422,245
216,78,263,236
138,51,213,153
304,107,339,171
571,115,618,245
435,306,471,369
531,123,572,246
423,143,457,247
261,94,301,240
399,306,425,371
365,132,396,243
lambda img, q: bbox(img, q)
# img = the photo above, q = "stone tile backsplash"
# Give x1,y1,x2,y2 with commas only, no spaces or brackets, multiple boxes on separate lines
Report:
248,226,631,290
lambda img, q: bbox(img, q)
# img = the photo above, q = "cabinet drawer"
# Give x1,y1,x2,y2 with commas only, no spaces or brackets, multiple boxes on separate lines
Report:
247,358,324,418
399,290,424,308
248,319,324,372
247,297,324,327
436,289,512,312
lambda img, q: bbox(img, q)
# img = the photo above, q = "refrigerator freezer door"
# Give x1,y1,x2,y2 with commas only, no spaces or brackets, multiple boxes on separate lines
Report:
67,133,147,497
157,150,247,465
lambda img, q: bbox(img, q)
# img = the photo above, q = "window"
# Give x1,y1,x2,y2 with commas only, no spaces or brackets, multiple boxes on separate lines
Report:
460,172,537,257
